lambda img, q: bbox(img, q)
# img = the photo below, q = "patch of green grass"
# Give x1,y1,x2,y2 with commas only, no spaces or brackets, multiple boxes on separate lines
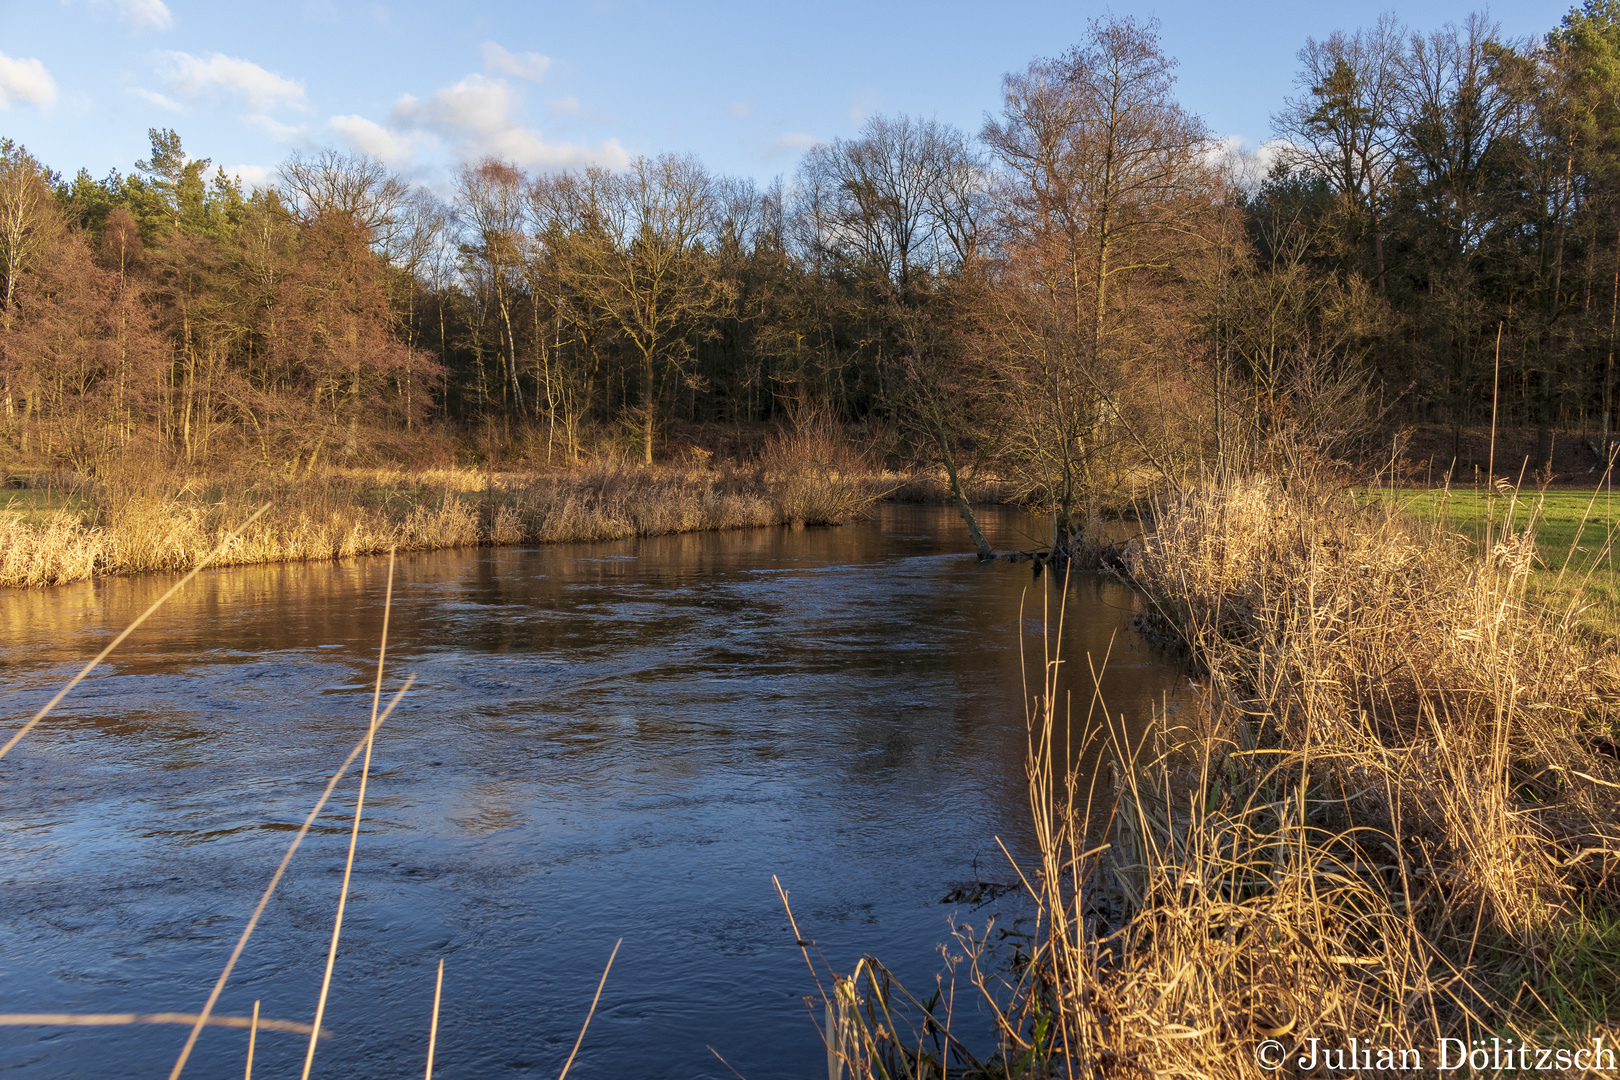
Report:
1393,488,1619,572
1508,908,1620,1042
0,490,94,526
1547,910,1620,1028
1370,486,1620,643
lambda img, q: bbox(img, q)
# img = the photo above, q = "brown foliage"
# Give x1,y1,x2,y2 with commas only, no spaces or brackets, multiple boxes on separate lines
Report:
0,204,167,470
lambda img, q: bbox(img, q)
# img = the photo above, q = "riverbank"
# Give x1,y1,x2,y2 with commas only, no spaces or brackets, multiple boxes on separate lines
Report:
829,477,1620,1078
0,427,983,589
985,478,1620,1076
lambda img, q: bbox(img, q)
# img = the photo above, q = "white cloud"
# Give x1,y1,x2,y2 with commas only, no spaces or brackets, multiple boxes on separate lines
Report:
129,86,181,110
730,101,751,119
224,163,275,190
765,131,819,159
98,0,173,33
0,53,57,110
160,51,307,114
388,74,628,171
329,114,418,165
1205,135,1291,191
482,42,551,82
244,114,309,142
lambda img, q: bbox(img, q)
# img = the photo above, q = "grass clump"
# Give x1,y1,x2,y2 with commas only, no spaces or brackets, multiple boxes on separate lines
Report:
759,420,889,527
1064,477,1620,1074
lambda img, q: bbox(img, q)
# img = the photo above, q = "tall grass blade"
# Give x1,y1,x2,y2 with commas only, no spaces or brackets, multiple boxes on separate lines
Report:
555,937,621,1080
300,548,396,1080
166,677,415,1080
0,1011,320,1035
244,1001,258,1080
424,958,444,1080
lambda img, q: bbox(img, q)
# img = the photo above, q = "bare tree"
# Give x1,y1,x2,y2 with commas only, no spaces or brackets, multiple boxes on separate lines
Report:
543,155,723,464
795,114,988,295
983,16,1216,559
1272,13,1405,286
1395,13,1527,254
0,141,54,336
280,149,413,258
456,158,530,413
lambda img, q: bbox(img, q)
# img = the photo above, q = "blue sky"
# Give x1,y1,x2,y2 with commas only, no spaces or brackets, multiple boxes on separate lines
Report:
0,0,1577,193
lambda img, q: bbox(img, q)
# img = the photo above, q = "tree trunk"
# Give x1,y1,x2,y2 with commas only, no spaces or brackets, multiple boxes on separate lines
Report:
930,422,992,559
642,355,655,465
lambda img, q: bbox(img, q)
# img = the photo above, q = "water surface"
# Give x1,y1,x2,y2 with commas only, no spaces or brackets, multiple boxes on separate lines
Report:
0,506,1182,1078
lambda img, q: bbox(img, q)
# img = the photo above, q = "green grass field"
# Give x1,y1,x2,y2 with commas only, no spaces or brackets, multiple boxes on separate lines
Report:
1377,486,1620,641
0,489,96,526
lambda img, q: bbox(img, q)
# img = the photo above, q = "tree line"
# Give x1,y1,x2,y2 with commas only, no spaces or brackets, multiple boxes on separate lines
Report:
4,5,1620,525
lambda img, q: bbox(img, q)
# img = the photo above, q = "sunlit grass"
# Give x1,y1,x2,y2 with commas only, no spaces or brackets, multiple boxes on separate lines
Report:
0,429,894,589
826,476,1620,1079
1,488,96,526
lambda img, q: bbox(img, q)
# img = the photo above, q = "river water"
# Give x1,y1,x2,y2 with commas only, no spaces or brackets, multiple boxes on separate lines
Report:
0,505,1183,1079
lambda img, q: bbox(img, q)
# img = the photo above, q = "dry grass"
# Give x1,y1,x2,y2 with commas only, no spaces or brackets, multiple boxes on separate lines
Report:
820,475,1620,1078
758,420,891,527
1030,478,1620,1076
0,435,898,589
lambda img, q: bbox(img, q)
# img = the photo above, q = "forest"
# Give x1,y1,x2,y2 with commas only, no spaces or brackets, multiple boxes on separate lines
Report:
5,6,1620,533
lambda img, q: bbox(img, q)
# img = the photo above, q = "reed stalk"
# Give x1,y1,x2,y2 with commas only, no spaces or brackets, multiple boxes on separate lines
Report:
300,549,396,1079
0,1011,317,1035
424,959,443,1080
244,1001,258,1080
167,678,414,1080
556,938,621,1080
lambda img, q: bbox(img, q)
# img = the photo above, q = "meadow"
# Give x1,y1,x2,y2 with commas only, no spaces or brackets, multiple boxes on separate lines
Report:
1376,484,1620,643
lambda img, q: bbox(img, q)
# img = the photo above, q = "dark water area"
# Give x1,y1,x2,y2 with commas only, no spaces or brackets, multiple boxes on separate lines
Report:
0,505,1185,1079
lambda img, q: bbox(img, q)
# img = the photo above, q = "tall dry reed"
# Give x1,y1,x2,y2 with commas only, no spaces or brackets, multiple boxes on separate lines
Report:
819,476,1620,1079
0,451,893,590
997,477,1620,1076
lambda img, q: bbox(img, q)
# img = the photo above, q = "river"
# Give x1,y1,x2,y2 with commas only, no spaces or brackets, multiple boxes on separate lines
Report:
0,505,1184,1079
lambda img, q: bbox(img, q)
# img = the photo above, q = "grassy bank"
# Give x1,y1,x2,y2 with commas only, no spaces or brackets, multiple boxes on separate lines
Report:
0,427,898,590
821,477,1620,1078
1383,486,1620,643
1107,480,1619,1068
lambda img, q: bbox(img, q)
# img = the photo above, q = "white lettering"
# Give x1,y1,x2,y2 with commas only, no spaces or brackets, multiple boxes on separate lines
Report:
1299,1038,1320,1071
